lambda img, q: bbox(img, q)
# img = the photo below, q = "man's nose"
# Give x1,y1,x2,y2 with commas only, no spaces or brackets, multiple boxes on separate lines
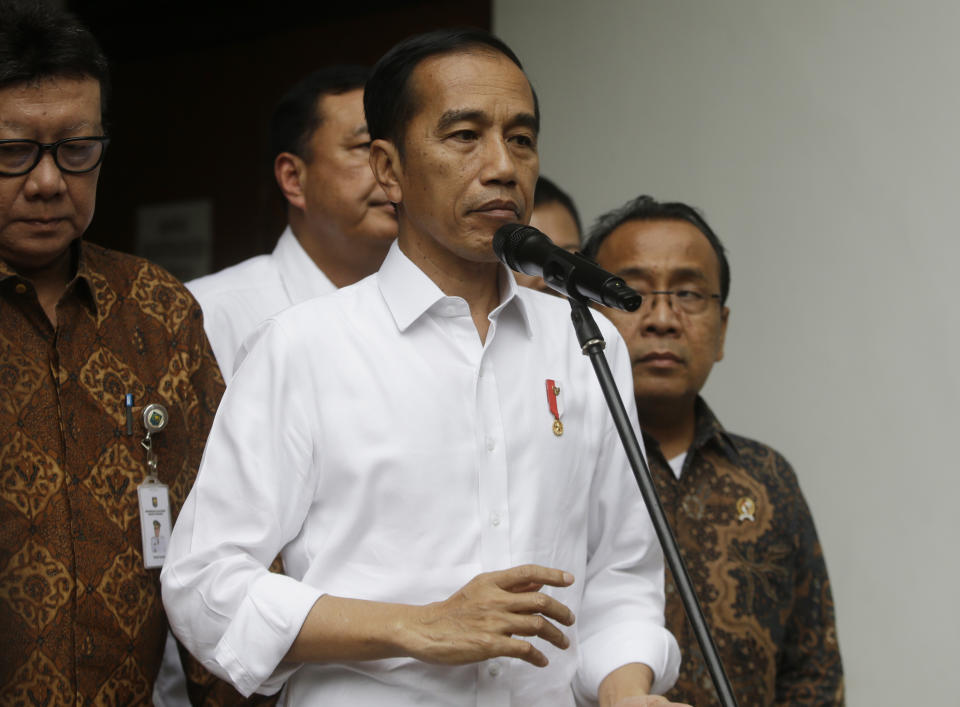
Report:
24,152,67,199
641,292,681,333
479,135,518,184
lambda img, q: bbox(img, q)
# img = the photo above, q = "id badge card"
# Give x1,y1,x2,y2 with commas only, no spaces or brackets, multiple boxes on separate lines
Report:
138,480,172,569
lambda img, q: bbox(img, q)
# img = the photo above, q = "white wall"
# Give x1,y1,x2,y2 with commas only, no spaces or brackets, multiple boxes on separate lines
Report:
494,2,959,704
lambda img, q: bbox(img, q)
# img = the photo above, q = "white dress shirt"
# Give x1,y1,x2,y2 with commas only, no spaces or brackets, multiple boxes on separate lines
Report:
162,241,680,705
186,227,335,379
156,228,326,707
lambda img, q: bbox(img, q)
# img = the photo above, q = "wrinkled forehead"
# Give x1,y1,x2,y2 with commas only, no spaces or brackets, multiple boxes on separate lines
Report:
0,74,103,127
605,219,724,282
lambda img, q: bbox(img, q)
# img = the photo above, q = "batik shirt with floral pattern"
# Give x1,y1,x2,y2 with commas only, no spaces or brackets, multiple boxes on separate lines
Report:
644,398,844,706
0,241,257,705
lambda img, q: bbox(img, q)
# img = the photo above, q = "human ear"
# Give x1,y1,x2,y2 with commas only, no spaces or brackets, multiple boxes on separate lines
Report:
369,138,403,205
716,306,730,362
274,152,307,211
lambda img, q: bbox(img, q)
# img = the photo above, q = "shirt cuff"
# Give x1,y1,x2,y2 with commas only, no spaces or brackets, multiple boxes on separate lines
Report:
213,571,323,696
576,621,681,699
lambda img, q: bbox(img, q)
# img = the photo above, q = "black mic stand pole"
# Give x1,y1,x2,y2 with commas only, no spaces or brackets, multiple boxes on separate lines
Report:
568,297,739,707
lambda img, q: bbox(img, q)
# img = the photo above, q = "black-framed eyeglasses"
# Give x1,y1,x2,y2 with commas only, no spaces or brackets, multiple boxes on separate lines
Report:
637,289,722,315
0,136,110,176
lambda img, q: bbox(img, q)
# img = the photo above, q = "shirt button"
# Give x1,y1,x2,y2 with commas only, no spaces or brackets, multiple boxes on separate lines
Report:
485,437,495,451
490,511,501,527
14,283,27,294
488,663,501,677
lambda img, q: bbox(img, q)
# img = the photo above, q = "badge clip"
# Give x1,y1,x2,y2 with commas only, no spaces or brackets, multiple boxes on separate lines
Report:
137,402,172,568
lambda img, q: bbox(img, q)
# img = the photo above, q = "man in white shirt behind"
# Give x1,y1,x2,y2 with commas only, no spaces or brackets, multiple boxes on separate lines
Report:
162,29,687,707
186,65,397,379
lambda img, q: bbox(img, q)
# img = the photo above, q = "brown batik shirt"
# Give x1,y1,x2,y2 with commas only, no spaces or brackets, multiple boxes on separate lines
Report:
0,241,261,705
644,398,844,706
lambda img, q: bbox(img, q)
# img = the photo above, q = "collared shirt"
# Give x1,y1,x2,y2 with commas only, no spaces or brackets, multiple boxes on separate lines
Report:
162,241,680,706
0,241,231,704
644,398,844,706
186,228,335,380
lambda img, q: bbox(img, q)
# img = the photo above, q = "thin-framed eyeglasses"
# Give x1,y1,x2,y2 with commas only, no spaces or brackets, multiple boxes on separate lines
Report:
637,289,722,315
0,136,110,176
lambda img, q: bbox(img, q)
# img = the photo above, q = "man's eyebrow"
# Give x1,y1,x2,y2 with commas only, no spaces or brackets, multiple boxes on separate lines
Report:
352,124,371,138
669,267,709,282
615,265,709,282
435,109,539,137
616,265,652,279
436,109,487,132
510,112,539,135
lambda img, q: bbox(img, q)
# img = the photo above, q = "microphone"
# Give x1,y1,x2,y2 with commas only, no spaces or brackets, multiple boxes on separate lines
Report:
493,223,642,312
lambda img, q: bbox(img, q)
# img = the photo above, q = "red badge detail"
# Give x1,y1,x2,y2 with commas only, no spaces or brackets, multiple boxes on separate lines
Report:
545,379,564,436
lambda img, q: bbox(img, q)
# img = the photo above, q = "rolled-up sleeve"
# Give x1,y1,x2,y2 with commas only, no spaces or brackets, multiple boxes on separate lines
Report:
161,318,322,696
573,328,681,700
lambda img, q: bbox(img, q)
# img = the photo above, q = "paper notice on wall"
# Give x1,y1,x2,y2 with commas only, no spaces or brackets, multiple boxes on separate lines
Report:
136,200,212,282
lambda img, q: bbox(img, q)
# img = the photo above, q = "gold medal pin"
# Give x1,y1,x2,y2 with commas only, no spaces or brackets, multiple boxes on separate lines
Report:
736,496,756,522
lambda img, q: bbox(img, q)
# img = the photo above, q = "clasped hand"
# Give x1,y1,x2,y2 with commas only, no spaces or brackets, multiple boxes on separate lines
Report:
406,564,575,668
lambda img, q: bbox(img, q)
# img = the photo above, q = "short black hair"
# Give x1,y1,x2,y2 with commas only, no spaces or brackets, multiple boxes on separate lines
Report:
0,0,110,119
364,27,538,155
534,176,582,235
269,65,370,161
583,195,731,304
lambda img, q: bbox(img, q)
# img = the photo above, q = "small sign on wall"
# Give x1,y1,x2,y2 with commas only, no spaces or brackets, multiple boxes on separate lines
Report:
136,200,213,282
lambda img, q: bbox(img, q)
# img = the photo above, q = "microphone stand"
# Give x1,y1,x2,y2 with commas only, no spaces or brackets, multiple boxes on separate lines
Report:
568,297,739,707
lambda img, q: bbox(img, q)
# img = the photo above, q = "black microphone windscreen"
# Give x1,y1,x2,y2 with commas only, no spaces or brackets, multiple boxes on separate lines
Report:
493,223,538,270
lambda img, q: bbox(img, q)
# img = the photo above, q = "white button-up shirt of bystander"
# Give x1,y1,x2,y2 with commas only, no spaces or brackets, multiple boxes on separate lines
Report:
186,227,335,380
161,241,680,706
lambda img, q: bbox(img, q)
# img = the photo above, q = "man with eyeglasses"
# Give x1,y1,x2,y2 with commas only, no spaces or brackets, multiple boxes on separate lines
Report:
584,195,844,706
0,4,256,704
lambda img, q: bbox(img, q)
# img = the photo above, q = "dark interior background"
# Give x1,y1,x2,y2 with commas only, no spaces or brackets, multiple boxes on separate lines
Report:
69,0,491,274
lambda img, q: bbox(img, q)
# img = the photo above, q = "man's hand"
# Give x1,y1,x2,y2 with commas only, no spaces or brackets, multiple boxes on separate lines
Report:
599,664,692,707
403,564,576,667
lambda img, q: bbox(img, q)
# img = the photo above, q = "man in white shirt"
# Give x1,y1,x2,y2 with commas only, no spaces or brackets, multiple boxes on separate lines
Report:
162,29,686,707
187,65,397,379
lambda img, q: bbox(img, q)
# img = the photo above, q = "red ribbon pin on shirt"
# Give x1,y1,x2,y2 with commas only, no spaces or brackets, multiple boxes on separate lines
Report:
545,379,564,436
